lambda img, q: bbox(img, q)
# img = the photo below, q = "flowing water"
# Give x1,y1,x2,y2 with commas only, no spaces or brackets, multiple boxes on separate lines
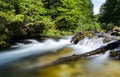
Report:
0,36,120,77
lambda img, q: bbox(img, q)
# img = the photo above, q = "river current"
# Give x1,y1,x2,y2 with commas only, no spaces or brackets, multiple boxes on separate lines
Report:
0,36,120,77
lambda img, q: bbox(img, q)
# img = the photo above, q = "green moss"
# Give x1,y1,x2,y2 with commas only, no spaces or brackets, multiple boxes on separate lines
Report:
0,41,10,49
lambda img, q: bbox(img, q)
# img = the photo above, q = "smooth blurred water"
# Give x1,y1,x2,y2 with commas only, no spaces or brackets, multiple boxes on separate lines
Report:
69,36,108,54
0,37,71,65
0,35,120,77
0,36,111,66
85,51,110,72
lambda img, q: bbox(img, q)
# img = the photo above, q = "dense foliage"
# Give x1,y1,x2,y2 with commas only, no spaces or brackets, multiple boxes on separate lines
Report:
99,0,120,30
0,0,101,49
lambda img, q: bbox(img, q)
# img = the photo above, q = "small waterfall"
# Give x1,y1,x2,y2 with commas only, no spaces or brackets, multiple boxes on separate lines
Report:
78,37,105,49
69,37,107,54
85,51,110,72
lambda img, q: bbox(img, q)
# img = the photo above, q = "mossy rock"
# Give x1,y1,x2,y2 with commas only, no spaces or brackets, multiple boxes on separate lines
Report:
0,41,10,50
71,31,94,44
110,26,120,36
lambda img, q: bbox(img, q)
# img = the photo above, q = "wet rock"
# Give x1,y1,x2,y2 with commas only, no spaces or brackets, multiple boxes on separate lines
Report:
102,27,120,43
110,50,120,59
110,26,120,36
71,31,94,44
71,32,84,44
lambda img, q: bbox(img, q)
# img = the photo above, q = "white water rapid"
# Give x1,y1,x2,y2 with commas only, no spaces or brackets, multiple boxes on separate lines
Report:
85,50,110,72
0,36,110,66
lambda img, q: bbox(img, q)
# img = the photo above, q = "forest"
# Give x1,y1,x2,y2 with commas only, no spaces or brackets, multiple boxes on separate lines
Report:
1,0,120,77
0,0,120,49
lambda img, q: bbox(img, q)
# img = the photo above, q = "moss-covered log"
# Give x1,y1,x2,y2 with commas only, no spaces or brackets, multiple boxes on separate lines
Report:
38,40,120,68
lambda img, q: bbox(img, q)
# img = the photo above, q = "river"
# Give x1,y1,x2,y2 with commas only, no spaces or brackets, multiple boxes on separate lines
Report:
0,36,120,77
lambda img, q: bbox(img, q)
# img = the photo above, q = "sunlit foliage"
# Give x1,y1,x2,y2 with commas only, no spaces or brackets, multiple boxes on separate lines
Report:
0,0,95,49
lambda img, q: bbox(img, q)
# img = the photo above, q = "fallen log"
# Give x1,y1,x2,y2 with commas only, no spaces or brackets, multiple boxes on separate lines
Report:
38,40,120,68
